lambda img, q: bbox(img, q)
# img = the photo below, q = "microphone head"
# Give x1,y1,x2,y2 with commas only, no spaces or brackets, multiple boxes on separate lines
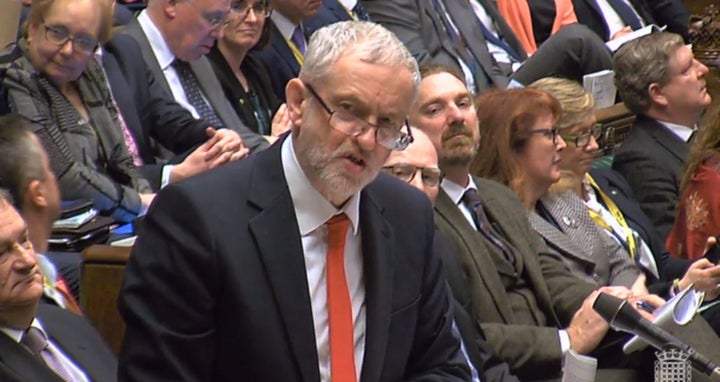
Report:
592,292,642,333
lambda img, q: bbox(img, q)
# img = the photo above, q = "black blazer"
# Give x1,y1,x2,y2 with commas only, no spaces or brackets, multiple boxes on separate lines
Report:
572,0,690,41
206,46,280,135
589,168,692,292
0,304,116,382
102,34,210,190
119,137,470,381
612,114,688,240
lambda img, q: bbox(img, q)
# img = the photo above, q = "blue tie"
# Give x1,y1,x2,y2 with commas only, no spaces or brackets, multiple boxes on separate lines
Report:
352,2,371,21
462,188,515,265
605,0,643,30
474,17,521,62
172,59,224,128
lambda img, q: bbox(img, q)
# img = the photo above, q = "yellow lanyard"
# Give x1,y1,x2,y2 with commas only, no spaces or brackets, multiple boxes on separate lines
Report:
343,6,359,20
586,174,637,259
285,38,305,66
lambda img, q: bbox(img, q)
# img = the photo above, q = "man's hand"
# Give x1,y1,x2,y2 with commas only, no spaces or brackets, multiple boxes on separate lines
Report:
170,128,249,183
567,289,611,354
611,27,632,40
680,259,720,301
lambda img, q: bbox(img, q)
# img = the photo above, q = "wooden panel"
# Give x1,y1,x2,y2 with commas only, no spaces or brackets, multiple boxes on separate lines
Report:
81,245,131,355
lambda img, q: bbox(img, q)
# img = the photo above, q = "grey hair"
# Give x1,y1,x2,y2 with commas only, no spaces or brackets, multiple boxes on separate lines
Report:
613,32,685,115
299,21,420,88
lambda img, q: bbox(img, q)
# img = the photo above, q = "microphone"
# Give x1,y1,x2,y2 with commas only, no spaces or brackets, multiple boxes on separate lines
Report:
592,292,720,380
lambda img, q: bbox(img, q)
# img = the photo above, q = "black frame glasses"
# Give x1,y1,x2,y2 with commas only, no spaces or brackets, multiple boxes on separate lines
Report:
231,0,272,20
382,164,443,187
305,84,414,151
527,127,561,144
42,23,98,55
559,123,603,147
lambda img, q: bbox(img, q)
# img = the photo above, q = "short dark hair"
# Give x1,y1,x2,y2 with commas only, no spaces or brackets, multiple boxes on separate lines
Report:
0,114,46,209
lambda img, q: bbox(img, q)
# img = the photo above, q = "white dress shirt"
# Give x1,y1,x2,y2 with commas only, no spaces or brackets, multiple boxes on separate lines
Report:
281,136,366,382
441,175,571,354
136,10,211,120
658,120,696,142
1,319,89,382
594,0,646,38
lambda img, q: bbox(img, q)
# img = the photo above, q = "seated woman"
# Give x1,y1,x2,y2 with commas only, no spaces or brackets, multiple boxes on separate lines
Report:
207,0,287,138
668,105,720,261
530,77,720,300
2,0,153,222
470,87,646,293
497,0,578,55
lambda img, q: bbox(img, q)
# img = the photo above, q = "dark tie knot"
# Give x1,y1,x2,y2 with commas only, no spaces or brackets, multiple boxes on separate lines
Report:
461,188,482,208
21,327,48,355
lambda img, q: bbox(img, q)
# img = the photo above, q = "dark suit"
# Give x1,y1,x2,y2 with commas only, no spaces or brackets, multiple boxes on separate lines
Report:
365,0,613,91
102,34,210,190
0,304,116,382
434,177,596,379
122,17,269,154
118,138,469,381
572,0,690,41
589,168,692,293
612,114,688,241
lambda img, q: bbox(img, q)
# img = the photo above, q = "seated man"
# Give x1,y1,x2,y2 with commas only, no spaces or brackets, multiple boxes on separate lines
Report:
365,0,613,94
0,189,116,382
0,114,81,313
612,32,711,240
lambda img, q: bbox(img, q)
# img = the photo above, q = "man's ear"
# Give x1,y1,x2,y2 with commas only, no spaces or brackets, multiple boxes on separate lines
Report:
285,78,307,129
648,83,669,108
25,180,47,208
165,0,179,18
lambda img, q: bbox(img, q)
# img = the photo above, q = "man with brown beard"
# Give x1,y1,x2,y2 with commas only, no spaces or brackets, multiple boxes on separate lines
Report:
408,64,643,380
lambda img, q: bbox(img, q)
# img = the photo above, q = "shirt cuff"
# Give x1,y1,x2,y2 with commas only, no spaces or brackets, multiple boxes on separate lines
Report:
559,329,571,354
161,165,174,189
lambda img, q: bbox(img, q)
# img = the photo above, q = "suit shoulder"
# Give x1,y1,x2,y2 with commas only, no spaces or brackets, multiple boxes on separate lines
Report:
473,176,521,202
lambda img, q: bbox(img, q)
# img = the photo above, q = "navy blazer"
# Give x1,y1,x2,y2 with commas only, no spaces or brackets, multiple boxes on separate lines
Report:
102,34,210,190
590,168,692,293
119,136,469,381
0,304,116,382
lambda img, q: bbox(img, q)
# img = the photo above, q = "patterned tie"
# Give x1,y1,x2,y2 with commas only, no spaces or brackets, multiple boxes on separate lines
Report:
351,2,371,21
326,213,356,382
171,59,225,128
462,188,515,265
605,0,643,30
290,25,307,55
21,327,78,382
94,54,143,166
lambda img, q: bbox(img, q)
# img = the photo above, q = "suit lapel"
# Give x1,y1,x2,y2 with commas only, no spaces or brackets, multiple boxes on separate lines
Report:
0,333,64,382
358,191,394,382
527,204,596,268
189,58,223,119
270,22,302,77
643,117,689,164
247,143,320,382
123,19,173,95
434,189,514,322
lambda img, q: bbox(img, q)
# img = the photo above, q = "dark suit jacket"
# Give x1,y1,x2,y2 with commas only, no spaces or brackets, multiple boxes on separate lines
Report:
206,45,280,135
118,138,470,381
572,0,690,41
612,114,688,241
434,177,595,379
589,168,692,292
365,0,521,91
103,34,210,190
122,17,269,154
0,304,116,382
434,231,520,382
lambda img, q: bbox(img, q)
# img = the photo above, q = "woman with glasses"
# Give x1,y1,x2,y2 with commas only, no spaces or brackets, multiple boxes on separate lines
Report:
470,87,646,292
208,0,287,137
529,77,720,301
1,0,154,223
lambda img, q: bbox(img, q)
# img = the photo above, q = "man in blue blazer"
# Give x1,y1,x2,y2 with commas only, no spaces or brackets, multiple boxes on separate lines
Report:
119,21,469,381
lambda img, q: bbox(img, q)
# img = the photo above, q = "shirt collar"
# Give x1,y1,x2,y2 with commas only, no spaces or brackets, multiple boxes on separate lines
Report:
657,120,697,143
281,135,361,236
338,0,357,10
137,10,177,70
1,318,45,344
441,174,477,205
271,11,301,41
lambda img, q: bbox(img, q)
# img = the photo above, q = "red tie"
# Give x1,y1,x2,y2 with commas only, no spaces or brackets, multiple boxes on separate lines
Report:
326,214,356,382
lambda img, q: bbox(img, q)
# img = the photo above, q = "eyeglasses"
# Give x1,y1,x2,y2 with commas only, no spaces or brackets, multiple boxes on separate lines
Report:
305,84,414,151
42,23,98,55
183,0,231,30
560,123,603,147
382,164,443,187
231,0,271,19
528,127,561,144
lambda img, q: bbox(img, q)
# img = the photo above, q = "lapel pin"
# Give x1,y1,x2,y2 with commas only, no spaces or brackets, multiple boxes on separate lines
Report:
561,216,577,228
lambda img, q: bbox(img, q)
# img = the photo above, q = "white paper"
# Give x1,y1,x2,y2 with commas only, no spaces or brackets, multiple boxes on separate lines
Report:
605,24,667,52
583,70,616,109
